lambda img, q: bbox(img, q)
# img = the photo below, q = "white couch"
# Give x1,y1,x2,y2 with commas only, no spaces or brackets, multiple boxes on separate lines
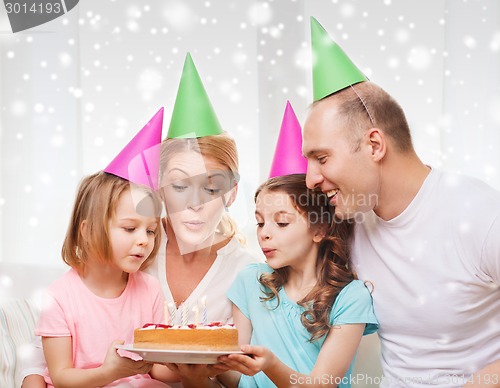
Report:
0,262,382,388
0,262,65,388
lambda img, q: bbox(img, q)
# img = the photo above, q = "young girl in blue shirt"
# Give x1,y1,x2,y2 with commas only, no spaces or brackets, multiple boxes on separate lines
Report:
213,174,378,388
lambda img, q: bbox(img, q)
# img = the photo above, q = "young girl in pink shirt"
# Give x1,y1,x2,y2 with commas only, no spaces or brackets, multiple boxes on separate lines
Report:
35,171,175,387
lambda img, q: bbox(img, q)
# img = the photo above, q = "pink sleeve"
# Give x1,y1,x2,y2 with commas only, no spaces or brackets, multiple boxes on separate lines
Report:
35,289,71,337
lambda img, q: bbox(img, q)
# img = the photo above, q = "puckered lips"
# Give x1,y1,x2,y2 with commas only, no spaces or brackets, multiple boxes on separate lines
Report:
182,219,205,230
261,248,276,258
129,252,145,261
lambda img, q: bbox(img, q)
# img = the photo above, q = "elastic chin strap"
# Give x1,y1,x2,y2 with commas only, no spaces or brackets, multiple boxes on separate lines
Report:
350,84,375,126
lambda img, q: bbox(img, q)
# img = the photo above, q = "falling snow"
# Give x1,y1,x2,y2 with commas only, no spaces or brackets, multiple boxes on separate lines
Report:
0,0,499,270
248,2,273,26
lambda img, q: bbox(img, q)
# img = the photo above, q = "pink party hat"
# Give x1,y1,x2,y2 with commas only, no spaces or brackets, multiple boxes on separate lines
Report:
269,101,308,178
104,108,164,190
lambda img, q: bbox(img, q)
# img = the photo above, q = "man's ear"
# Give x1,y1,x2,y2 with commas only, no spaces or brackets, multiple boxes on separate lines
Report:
367,128,386,162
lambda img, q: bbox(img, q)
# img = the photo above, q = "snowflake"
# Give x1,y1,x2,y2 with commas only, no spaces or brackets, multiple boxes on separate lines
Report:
163,1,196,31
490,31,500,51
407,46,432,71
463,35,477,49
248,2,273,26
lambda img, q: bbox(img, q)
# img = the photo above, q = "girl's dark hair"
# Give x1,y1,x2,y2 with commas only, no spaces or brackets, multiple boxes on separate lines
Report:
255,174,355,341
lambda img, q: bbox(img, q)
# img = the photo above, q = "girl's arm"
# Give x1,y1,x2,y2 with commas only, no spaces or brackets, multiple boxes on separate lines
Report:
221,323,366,388
43,337,152,388
216,305,253,388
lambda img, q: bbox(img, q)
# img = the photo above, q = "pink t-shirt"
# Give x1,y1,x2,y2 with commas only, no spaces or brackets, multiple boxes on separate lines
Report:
35,268,167,387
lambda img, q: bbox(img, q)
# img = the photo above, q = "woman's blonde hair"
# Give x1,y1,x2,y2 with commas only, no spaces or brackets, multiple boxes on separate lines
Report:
159,133,242,241
61,172,162,273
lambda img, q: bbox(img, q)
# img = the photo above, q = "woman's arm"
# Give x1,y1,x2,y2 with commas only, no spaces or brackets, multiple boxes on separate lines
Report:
149,363,182,383
221,323,365,388
43,337,152,388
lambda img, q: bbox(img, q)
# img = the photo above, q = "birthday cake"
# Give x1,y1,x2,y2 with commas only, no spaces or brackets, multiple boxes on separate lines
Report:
134,322,239,351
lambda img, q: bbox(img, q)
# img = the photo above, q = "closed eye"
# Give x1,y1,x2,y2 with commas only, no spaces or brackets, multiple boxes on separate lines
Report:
172,184,188,192
204,187,222,195
317,156,327,165
277,223,289,228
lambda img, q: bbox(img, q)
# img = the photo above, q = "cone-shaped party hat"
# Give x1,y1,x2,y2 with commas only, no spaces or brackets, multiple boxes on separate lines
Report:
104,108,163,190
311,17,368,101
167,53,224,138
269,101,308,178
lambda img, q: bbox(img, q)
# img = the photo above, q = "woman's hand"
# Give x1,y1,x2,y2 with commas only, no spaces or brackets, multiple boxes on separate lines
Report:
218,345,277,376
165,362,229,379
164,363,230,388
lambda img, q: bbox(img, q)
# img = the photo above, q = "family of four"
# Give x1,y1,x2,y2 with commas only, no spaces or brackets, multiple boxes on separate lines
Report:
22,17,500,388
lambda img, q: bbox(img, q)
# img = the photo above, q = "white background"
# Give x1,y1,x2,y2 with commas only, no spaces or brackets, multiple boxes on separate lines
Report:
0,0,499,266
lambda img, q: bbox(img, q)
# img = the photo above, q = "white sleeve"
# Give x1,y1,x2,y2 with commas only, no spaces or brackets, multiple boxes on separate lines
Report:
480,212,500,285
15,336,46,385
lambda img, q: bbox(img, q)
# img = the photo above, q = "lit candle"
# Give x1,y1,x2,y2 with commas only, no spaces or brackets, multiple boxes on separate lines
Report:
164,301,169,325
201,296,207,326
168,302,176,325
192,305,199,325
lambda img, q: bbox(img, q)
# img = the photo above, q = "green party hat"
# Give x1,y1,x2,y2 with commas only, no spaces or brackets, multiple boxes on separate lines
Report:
311,17,368,101
167,53,224,138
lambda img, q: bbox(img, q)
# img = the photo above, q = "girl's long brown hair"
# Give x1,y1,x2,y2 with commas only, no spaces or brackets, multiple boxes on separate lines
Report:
255,174,355,341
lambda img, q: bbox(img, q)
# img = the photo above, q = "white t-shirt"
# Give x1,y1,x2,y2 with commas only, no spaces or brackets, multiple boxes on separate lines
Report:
352,168,500,387
144,227,259,325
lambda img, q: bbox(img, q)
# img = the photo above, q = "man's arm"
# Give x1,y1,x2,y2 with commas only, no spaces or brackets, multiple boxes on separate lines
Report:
464,360,500,387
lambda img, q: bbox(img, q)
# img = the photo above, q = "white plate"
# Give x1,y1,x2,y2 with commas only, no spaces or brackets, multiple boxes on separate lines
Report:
116,344,243,364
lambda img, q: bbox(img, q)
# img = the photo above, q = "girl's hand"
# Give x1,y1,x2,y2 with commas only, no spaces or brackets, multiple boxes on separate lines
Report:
218,345,276,376
101,340,153,381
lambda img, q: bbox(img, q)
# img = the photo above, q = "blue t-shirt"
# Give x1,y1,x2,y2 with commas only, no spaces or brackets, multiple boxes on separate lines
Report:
227,263,378,388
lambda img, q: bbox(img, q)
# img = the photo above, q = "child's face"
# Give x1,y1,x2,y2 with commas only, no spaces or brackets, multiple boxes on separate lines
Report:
255,189,320,271
108,187,158,273
161,150,236,252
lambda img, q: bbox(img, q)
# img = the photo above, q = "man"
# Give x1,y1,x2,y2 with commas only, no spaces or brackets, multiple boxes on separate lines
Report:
303,17,500,387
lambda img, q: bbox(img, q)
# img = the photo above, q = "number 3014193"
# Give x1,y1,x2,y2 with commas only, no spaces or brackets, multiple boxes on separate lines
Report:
5,2,62,14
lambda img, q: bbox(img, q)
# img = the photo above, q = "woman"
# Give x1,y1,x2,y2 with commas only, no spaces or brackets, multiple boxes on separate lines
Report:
147,134,255,325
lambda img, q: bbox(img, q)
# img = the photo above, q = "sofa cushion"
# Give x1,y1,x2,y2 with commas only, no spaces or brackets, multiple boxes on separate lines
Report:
0,298,39,388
